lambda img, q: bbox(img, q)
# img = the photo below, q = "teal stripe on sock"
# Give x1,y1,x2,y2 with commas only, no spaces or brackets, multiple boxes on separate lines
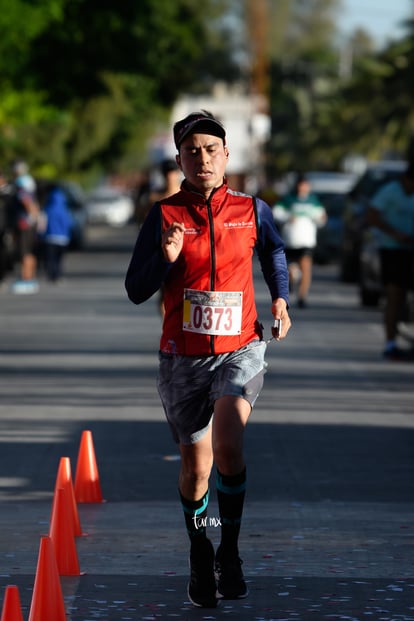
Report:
181,489,209,516
216,473,246,495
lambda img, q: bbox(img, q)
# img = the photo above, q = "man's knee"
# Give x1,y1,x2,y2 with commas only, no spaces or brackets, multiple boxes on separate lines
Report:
213,438,244,475
180,445,213,485
181,463,211,485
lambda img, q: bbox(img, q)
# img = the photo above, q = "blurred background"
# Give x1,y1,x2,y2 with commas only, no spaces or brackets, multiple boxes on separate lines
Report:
1,0,413,183
1,0,414,296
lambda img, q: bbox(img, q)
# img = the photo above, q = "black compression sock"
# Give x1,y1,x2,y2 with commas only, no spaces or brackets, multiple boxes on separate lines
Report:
216,468,246,555
179,489,209,544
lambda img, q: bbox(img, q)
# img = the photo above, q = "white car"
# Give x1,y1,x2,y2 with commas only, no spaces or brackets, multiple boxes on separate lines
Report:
85,186,134,227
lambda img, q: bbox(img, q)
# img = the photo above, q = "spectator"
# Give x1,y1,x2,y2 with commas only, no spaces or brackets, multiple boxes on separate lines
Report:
150,158,182,204
367,162,414,360
40,183,73,282
273,174,326,308
0,169,14,281
10,160,40,294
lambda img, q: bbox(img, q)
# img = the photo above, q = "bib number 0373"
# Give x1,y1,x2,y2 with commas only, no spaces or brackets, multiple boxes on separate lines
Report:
183,289,242,335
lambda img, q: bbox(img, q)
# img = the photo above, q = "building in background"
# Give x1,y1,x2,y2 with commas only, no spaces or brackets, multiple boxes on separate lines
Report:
149,84,271,194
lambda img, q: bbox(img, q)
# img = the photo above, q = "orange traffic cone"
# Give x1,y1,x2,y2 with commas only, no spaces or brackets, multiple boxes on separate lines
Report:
28,536,66,621
49,486,81,576
52,456,82,536
74,430,104,503
0,585,23,621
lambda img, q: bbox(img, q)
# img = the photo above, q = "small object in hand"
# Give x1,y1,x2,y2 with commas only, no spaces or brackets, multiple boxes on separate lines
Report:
273,318,282,339
266,319,282,344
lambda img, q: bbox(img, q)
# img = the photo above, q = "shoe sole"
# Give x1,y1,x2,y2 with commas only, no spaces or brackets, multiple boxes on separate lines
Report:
215,561,249,600
187,585,218,608
216,586,249,600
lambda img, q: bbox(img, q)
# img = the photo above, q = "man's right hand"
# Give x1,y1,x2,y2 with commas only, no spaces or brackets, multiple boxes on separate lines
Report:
162,222,185,262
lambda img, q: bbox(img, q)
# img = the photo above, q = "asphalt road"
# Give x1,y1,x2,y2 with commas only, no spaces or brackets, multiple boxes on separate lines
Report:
0,224,413,621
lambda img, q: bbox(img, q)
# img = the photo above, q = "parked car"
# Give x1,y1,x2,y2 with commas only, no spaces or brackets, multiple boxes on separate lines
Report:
36,179,88,250
85,186,134,227
305,172,358,264
339,160,407,282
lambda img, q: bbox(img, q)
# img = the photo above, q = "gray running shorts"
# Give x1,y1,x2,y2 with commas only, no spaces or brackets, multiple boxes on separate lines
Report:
157,339,267,445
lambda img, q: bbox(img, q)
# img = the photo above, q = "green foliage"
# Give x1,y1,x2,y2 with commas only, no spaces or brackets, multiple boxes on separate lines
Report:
266,0,414,172
309,34,414,165
27,0,207,104
269,0,340,64
0,0,66,85
0,85,70,171
266,0,344,172
0,0,236,178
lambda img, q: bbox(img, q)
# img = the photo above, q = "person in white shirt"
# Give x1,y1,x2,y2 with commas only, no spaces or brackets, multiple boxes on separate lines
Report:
273,174,326,308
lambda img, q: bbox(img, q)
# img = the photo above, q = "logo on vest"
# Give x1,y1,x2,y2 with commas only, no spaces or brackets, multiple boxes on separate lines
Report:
223,220,254,229
184,227,201,235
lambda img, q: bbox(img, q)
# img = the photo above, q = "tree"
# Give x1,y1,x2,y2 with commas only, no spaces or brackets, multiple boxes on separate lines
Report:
0,0,238,178
264,0,414,172
264,0,343,172
311,28,414,164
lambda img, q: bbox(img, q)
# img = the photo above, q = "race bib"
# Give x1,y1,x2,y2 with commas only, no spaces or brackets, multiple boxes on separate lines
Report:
183,289,242,335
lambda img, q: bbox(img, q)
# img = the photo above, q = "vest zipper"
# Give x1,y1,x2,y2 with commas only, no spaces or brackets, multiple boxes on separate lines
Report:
206,194,216,354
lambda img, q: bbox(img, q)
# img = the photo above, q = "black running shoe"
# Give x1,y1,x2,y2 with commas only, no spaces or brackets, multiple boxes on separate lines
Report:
215,546,248,599
188,538,217,608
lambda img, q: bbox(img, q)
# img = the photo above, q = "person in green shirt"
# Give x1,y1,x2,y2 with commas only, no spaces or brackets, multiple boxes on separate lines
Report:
273,174,326,308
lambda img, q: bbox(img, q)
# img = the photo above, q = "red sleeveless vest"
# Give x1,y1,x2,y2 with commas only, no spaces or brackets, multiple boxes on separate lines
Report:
159,184,261,355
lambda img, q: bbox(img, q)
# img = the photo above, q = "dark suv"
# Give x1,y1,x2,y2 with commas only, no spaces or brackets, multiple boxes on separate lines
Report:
339,160,407,283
